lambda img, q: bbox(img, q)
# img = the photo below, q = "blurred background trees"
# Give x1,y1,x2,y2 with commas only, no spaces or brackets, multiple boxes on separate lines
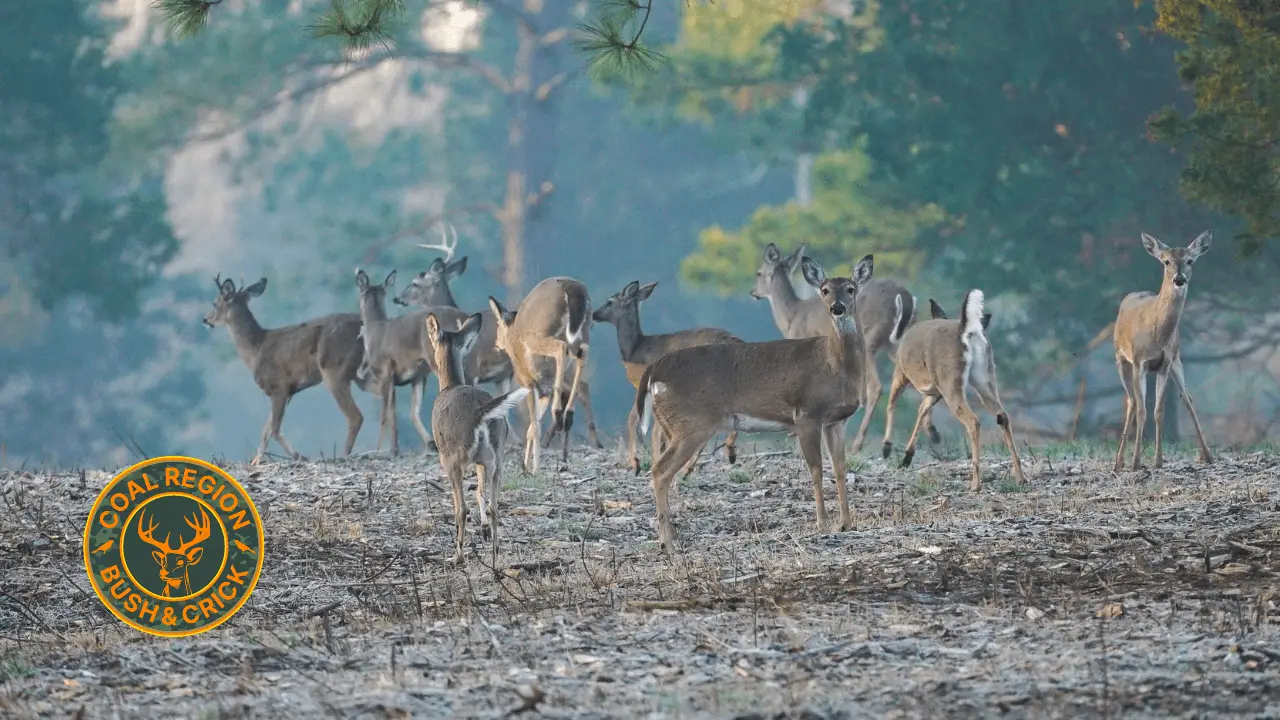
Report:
4,0,1280,467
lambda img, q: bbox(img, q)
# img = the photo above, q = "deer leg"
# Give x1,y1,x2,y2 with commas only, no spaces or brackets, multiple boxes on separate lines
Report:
852,358,882,453
525,393,550,474
474,459,490,542
823,422,852,531
1152,362,1173,469
627,404,642,471
725,430,738,465
796,424,828,531
563,350,588,438
267,394,304,462
925,406,942,445
650,430,712,553
447,464,467,565
940,386,983,491
1128,361,1147,470
252,404,275,466
549,349,569,435
1113,358,1136,473
323,373,363,457
409,376,435,454
680,445,702,480
881,365,910,459
574,378,603,449
901,393,941,468
1169,357,1213,464
974,381,1026,486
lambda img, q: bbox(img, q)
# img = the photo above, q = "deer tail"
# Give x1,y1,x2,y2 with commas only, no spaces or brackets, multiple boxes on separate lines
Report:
959,289,986,344
635,366,654,436
480,387,531,424
889,293,915,344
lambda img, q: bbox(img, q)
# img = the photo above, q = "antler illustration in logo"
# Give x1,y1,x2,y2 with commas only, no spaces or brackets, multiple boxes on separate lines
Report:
136,508,212,597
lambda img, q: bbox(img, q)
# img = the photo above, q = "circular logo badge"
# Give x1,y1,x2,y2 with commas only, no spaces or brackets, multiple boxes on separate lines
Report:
82,456,265,637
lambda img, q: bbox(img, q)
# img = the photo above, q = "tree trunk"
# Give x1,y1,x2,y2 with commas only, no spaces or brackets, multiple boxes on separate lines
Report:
520,0,572,283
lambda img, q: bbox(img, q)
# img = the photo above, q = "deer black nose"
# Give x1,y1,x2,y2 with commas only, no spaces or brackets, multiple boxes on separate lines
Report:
830,302,847,316
1173,274,1187,287
392,297,407,306
201,318,214,328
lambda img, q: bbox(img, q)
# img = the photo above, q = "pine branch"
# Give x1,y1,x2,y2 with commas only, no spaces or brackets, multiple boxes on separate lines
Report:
152,0,224,39
574,0,667,78
308,0,408,55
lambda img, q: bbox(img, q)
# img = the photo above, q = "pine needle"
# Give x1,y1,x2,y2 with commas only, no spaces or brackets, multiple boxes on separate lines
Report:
307,0,407,55
573,0,667,78
152,0,223,39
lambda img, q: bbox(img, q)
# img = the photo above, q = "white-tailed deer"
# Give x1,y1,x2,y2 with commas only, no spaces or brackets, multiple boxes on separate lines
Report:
136,508,212,597
203,275,371,464
752,242,918,453
591,280,743,474
1113,230,1214,471
425,311,528,565
487,277,592,473
393,241,602,448
636,255,874,552
881,290,1026,492
355,268,468,456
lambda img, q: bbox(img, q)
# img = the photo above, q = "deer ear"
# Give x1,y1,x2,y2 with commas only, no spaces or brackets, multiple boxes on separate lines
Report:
929,299,948,320
763,243,781,264
356,269,370,291
784,243,807,270
446,256,468,278
800,256,825,289
622,281,640,299
383,270,397,290
428,258,446,274
186,547,204,564
425,313,442,341
1187,230,1213,258
219,279,236,298
152,550,165,565
636,282,658,301
852,254,874,284
244,278,267,297
488,296,513,327
457,313,483,354
1141,232,1169,258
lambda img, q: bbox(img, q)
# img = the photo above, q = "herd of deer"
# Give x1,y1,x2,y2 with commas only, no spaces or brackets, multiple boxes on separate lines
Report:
202,228,1216,557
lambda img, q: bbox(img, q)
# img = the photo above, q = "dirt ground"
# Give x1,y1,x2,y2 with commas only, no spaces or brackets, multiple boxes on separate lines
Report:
2,436,1279,719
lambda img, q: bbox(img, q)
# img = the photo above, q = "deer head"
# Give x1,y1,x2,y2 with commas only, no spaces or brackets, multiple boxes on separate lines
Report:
799,254,873,333
751,242,807,300
203,274,268,328
136,508,212,597
1141,230,1212,293
396,225,468,307
592,281,657,324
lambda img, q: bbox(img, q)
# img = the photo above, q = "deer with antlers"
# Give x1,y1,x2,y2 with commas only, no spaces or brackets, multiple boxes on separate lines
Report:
136,508,212,597
591,280,743,475
751,242,918,454
392,227,604,449
203,275,371,464
1112,231,1215,471
635,255,874,552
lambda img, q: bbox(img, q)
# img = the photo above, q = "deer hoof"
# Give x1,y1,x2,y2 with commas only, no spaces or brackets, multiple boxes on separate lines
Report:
562,409,575,433
881,441,893,460
1199,452,1213,464
900,448,915,468
727,445,738,464
426,440,438,454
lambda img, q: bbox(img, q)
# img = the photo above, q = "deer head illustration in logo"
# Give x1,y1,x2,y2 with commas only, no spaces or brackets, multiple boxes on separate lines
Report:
136,508,212,597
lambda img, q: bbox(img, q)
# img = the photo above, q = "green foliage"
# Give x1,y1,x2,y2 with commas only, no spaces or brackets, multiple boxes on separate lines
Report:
681,147,943,294
1145,0,1280,253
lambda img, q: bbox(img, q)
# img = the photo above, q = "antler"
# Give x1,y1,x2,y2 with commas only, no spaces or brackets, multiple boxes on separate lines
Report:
172,509,212,555
214,273,226,290
418,223,458,263
137,512,175,553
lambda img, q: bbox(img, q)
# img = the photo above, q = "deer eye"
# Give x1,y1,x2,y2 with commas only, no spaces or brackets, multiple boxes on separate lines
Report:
1186,258,1194,265
1163,259,1171,266
820,287,829,296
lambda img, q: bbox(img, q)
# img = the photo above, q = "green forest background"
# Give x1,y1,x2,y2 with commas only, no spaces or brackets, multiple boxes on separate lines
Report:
5,0,1280,467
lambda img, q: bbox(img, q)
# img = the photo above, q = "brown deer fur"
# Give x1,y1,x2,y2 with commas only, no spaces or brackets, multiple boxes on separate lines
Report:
1112,231,1214,471
426,312,528,565
488,277,593,473
591,280,743,474
636,255,874,552
881,290,1026,492
355,269,468,456
203,275,371,465
751,242,919,454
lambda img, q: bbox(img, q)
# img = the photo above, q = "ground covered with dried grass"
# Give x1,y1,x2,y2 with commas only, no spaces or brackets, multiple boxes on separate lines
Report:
2,437,1280,719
